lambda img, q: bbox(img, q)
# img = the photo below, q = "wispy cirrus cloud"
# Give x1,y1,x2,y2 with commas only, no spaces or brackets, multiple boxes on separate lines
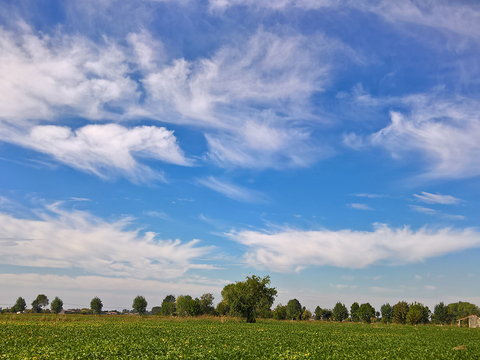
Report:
409,205,437,215
227,223,480,272
413,192,463,205
0,124,191,183
210,0,480,40
0,23,350,172
409,205,465,221
346,93,480,181
197,176,268,203
347,203,373,210
0,202,216,279
353,193,385,198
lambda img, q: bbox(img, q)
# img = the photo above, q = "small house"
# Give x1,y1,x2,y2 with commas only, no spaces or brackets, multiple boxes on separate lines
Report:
457,315,480,328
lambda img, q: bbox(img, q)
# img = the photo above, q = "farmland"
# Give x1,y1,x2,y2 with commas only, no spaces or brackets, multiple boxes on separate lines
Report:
1,315,479,359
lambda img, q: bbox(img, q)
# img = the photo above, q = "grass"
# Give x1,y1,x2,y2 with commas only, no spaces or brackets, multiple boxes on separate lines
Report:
1,314,479,359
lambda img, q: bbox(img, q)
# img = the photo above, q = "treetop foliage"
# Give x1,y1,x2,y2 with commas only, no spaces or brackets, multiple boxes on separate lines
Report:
220,275,277,323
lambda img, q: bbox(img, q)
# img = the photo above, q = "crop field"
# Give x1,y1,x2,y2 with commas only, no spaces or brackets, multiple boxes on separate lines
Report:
1,315,479,359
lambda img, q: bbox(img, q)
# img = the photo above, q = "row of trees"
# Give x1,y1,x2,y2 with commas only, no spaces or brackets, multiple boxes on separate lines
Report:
7,295,65,314
3,276,479,325
4,295,149,316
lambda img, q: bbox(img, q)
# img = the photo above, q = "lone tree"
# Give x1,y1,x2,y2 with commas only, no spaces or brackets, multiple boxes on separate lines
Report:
220,275,277,323
32,294,49,313
160,295,176,316
286,299,302,320
357,303,376,324
200,293,215,315
393,301,409,324
350,302,360,322
273,304,287,320
50,297,64,314
90,297,103,315
176,295,192,317
132,295,148,315
332,302,349,322
381,303,393,324
406,302,430,325
433,302,448,324
12,297,26,313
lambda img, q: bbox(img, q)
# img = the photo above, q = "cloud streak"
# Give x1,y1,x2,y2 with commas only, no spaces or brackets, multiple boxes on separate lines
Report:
0,124,191,183
0,203,216,279
366,94,480,180
413,192,463,205
228,223,480,272
197,176,268,203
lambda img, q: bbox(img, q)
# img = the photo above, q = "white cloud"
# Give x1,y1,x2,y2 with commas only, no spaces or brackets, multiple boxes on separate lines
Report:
369,286,404,293
210,0,480,40
370,95,480,180
0,203,216,279
409,205,437,215
227,223,480,272
410,205,466,221
354,193,385,198
330,283,357,290
205,115,327,169
443,214,466,221
142,29,348,169
197,176,267,203
144,211,173,221
0,123,190,182
0,24,349,171
413,192,463,205
424,285,436,291
347,203,373,210
0,24,141,123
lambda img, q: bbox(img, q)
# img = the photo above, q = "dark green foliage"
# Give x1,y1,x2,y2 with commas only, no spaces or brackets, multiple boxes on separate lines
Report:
216,300,229,316
176,295,192,317
50,297,63,315
406,302,430,325
314,306,322,320
32,294,49,313
220,275,277,323
151,306,162,315
200,293,215,315
322,309,332,320
433,302,448,324
90,297,103,315
160,295,176,316
447,301,479,323
381,303,393,324
12,297,26,313
132,296,148,315
273,304,287,320
302,309,312,320
332,302,348,322
350,302,360,322
357,303,375,324
393,301,409,324
286,299,302,320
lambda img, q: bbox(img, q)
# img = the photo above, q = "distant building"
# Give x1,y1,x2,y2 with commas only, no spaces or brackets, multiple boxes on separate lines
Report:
457,315,480,328
60,309,82,315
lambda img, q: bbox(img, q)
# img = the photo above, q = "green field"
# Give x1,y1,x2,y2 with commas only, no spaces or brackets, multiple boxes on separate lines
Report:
1,315,479,359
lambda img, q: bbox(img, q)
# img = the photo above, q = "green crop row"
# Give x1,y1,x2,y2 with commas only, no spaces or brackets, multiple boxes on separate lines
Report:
0,315,478,359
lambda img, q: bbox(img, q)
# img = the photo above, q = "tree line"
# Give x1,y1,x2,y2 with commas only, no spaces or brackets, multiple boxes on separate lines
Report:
2,275,479,325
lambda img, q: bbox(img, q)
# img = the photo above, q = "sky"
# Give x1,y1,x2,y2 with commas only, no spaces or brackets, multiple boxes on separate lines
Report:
1,0,480,313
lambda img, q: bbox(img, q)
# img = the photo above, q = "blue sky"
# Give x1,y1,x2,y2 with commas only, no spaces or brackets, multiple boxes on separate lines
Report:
1,0,480,312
